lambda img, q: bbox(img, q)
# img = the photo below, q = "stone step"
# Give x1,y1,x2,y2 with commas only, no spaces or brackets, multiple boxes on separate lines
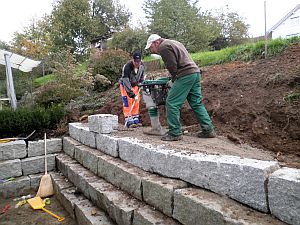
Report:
68,122,300,225
56,153,181,225
51,172,115,225
60,137,286,225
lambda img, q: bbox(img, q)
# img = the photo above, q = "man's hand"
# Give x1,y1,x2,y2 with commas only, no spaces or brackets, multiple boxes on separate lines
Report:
134,95,139,101
166,80,173,88
128,92,135,99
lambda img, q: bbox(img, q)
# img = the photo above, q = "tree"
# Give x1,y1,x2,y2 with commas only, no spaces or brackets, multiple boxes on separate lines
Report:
92,0,131,35
11,16,52,60
49,0,131,56
143,0,219,52
109,27,149,55
50,0,94,55
213,7,249,48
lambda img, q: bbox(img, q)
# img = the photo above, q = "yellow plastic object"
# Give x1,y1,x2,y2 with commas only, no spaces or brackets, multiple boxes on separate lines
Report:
27,197,64,222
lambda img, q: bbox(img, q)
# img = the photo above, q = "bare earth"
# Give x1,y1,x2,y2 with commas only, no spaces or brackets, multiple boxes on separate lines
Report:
95,44,300,169
0,193,77,225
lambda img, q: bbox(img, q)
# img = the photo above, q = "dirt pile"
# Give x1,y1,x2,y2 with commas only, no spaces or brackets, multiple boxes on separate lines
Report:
96,44,300,168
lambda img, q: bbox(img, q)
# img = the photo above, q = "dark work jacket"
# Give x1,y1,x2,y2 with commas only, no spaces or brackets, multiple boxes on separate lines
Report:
120,60,145,97
158,39,200,81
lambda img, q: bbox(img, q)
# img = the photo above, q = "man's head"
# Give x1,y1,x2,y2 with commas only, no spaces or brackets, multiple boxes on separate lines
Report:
133,52,142,63
145,34,161,53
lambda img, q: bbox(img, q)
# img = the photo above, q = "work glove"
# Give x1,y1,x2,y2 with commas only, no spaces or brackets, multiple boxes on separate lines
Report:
128,92,136,99
166,80,173,88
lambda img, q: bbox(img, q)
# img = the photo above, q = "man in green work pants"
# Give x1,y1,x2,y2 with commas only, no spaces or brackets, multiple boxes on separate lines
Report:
145,34,215,141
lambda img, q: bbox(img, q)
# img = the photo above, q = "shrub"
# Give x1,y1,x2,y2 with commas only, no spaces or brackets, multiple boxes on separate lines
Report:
34,51,94,107
0,104,65,138
91,49,129,91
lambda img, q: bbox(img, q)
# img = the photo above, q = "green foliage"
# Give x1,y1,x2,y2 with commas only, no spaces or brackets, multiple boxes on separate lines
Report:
91,49,129,91
35,50,94,107
213,7,249,48
144,0,217,52
11,15,52,60
284,92,300,103
33,74,56,87
185,37,300,67
49,0,130,56
109,27,149,55
0,105,65,138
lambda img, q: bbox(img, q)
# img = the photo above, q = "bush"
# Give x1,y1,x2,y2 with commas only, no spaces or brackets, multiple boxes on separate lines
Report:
0,105,65,138
91,49,129,91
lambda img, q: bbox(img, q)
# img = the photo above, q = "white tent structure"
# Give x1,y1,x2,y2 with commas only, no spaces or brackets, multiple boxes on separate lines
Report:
0,49,41,111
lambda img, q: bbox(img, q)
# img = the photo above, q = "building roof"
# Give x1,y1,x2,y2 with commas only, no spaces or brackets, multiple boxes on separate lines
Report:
268,4,300,34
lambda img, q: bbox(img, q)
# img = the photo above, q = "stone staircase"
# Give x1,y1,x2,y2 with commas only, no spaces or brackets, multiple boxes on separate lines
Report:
57,114,299,225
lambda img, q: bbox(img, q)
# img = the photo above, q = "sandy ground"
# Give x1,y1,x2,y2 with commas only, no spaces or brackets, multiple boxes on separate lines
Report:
0,192,77,225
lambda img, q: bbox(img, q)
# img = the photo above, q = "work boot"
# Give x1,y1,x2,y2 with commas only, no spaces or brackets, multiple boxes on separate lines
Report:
161,133,183,141
198,130,216,138
143,127,167,136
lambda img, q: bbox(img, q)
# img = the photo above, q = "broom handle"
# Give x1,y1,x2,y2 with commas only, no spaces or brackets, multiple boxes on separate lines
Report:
42,207,65,222
44,133,47,175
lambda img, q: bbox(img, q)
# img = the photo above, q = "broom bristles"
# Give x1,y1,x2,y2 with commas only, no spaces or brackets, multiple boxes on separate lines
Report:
36,174,54,197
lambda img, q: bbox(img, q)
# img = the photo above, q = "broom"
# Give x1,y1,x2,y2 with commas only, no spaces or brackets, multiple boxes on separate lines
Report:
36,133,54,197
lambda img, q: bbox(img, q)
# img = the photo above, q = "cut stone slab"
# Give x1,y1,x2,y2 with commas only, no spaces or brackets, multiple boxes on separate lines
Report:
0,159,22,179
173,188,285,225
96,133,119,157
118,137,279,212
21,154,56,175
75,199,115,225
63,136,81,158
268,167,300,225
88,114,116,134
97,154,149,200
142,174,187,217
0,140,26,160
29,173,43,190
0,176,31,198
133,205,181,225
28,138,62,157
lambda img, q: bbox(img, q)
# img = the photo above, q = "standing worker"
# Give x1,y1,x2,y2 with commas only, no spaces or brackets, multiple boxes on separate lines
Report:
145,34,216,141
119,52,144,128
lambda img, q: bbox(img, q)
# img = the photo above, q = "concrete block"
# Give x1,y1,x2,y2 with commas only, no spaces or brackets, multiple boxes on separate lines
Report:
75,199,115,225
269,167,300,225
118,137,279,212
0,159,22,179
21,154,56,175
133,205,181,225
96,133,119,157
0,176,31,198
63,136,81,158
142,175,187,217
173,188,285,225
0,140,26,160
88,114,115,134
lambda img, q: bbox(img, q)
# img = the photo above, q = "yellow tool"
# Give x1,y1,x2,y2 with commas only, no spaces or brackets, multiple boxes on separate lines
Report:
0,130,36,144
27,196,65,222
